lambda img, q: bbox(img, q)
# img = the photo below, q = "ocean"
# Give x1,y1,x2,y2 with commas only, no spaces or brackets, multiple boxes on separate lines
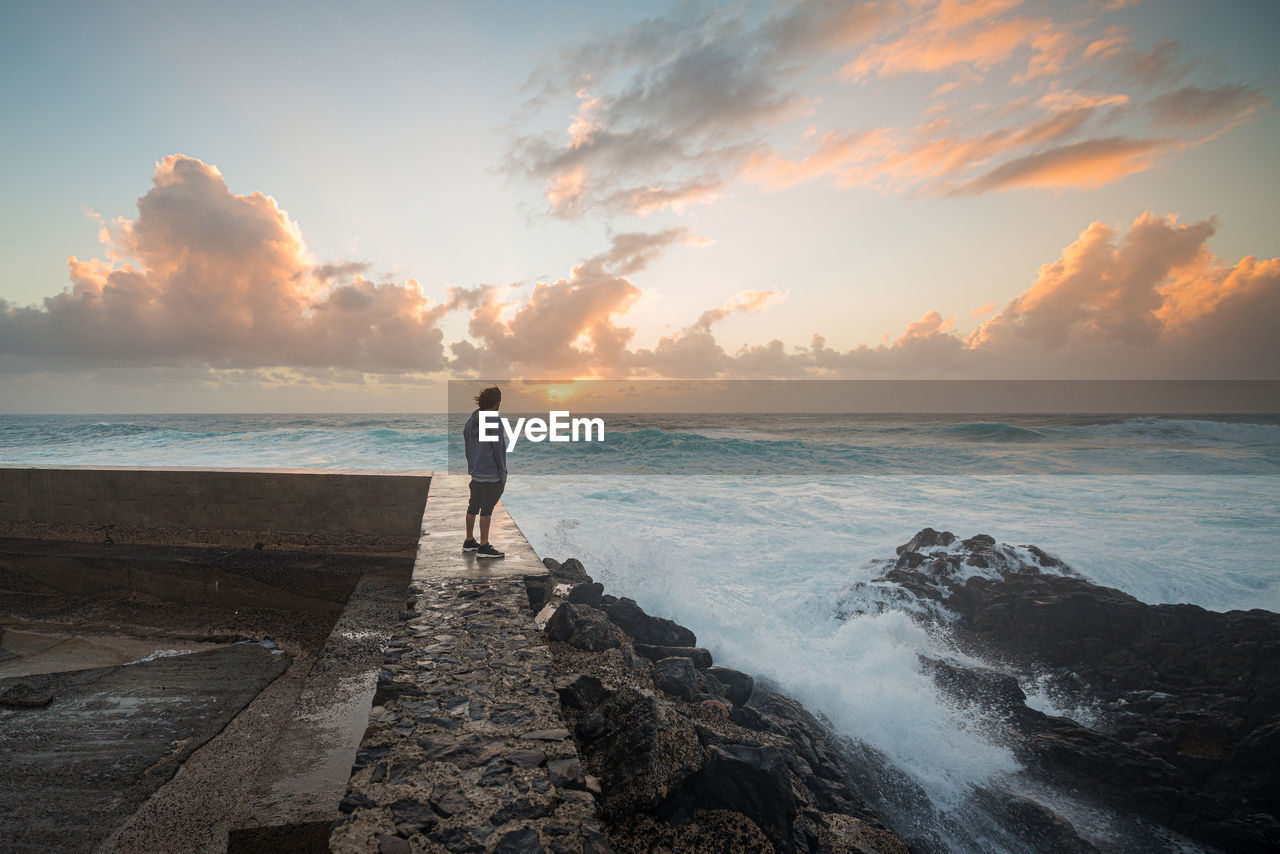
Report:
3,411,1277,851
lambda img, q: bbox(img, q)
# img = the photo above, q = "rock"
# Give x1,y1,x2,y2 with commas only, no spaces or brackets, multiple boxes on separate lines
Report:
556,558,591,583
417,735,503,766
491,797,556,824
493,827,545,854
548,757,587,790
546,602,624,652
429,824,487,853
378,835,411,854
338,791,376,813
669,743,796,848
698,698,731,720
524,573,554,609
706,666,754,707
388,797,437,836
980,790,1099,853
652,657,699,700
568,582,605,608
506,748,547,769
574,687,704,817
555,673,609,710
604,597,697,647
729,703,768,731
524,728,572,741
429,789,469,818
896,527,956,555
925,659,1026,710
633,643,713,669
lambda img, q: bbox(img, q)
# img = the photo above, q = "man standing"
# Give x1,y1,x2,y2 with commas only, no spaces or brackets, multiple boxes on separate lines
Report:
462,385,506,558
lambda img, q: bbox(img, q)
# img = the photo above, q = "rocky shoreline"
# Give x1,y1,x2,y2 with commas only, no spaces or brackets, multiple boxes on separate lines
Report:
836,528,1280,853
527,557,910,854
531,530,1279,853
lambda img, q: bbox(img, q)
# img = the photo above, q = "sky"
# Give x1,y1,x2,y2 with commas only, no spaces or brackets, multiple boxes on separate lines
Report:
1,0,1278,412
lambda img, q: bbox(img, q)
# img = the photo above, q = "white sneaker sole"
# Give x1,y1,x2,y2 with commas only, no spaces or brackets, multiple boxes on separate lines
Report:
476,552,505,559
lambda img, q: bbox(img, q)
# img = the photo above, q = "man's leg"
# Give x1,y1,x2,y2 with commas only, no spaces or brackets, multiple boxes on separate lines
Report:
464,480,480,548
479,514,491,545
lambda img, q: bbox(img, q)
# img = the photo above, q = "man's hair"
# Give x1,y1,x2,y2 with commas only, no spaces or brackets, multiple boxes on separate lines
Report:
474,386,502,410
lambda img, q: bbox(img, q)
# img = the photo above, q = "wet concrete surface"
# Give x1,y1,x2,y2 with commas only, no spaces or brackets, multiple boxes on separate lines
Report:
0,643,290,854
0,467,431,853
0,626,223,679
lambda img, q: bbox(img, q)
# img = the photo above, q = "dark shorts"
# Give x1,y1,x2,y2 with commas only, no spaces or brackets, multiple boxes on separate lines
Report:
467,479,505,517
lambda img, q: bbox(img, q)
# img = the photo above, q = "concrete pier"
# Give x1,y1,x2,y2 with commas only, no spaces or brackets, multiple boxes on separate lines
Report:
330,475,605,854
1,467,596,853
0,466,431,854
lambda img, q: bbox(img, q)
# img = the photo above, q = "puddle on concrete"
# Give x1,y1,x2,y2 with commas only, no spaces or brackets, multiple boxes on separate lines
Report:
0,626,223,679
263,671,378,818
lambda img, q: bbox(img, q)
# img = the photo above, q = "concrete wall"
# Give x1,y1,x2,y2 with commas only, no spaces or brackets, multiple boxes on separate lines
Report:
0,467,431,543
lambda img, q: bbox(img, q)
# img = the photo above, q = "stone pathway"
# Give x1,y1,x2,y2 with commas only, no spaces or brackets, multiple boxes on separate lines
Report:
331,476,608,854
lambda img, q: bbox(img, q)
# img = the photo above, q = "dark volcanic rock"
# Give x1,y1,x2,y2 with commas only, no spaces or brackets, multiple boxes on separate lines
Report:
574,687,705,818
603,597,697,647
568,582,605,608
896,527,956,555
548,757,588,791
546,602,625,652
651,657,699,700
493,827,545,854
672,743,796,847
633,643,713,669
525,573,554,609
555,673,609,710
706,666,754,707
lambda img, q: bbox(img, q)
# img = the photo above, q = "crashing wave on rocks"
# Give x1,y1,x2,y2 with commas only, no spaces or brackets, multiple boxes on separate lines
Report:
533,530,1280,853
828,528,1280,854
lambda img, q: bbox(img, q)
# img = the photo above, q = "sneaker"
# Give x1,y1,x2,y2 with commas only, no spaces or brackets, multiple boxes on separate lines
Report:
476,543,505,559
462,538,479,552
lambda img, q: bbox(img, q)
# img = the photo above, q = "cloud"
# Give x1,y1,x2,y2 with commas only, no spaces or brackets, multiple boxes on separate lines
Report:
952,136,1169,194
508,1,900,217
509,1,1260,210
6,159,1274,386
630,288,788,378
1099,38,1194,88
636,212,1280,380
841,0,1050,81
0,156,456,373
1146,84,1269,128
448,229,707,377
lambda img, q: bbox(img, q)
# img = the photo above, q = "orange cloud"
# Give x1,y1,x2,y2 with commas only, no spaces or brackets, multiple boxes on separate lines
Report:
745,129,887,189
953,136,1168,194
643,212,1280,380
0,156,453,372
512,1,1261,212
842,0,1049,80
449,229,706,377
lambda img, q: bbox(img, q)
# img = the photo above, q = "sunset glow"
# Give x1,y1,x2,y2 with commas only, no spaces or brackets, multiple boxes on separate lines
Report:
1,0,1276,411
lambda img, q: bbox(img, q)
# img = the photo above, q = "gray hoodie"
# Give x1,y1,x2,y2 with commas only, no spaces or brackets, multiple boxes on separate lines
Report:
463,409,507,482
